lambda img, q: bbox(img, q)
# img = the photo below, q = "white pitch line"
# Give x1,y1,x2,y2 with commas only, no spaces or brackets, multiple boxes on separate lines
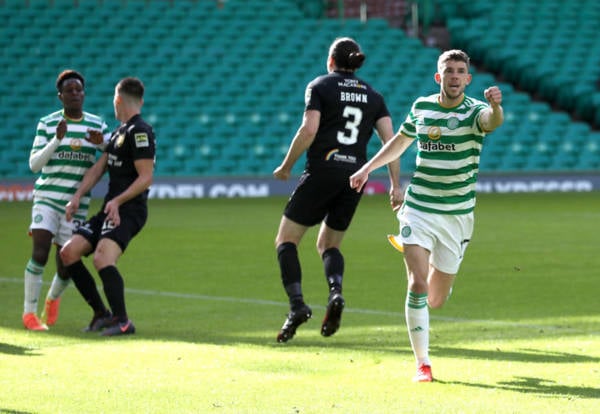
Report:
0,277,587,332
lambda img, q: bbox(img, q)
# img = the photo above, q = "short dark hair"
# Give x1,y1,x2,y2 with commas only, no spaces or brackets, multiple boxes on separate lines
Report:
56,69,85,92
437,49,470,72
117,77,144,100
329,37,366,72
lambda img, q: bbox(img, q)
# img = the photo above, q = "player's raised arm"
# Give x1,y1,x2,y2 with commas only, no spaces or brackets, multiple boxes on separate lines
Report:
479,86,504,132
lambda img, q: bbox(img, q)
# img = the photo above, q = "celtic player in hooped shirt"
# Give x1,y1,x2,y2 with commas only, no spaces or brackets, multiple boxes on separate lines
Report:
350,49,504,382
23,69,110,331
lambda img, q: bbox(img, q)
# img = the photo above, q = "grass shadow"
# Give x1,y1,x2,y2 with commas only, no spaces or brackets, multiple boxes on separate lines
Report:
440,376,600,400
0,342,40,356
431,345,600,364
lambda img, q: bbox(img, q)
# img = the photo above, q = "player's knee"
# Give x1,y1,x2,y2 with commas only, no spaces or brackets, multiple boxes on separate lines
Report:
427,295,447,309
59,245,76,266
59,238,88,266
407,277,428,294
317,241,341,257
31,248,50,266
92,252,114,271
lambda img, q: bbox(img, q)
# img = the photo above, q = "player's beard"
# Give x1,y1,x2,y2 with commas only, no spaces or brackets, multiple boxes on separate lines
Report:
443,84,464,100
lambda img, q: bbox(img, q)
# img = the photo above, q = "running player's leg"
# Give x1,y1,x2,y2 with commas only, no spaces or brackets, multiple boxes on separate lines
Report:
316,223,345,295
41,248,70,326
317,181,361,337
47,247,70,300
276,216,309,310
316,223,346,337
427,213,473,308
403,243,433,380
42,214,78,325
23,228,54,330
61,231,111,331
275,216,312,342
94,238,136,336
427,268,456,309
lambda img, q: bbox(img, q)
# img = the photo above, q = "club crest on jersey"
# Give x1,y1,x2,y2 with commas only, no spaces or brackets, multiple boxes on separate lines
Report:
134,133,149,148
447,117,460,130
115,133,125,148
69,139,82,151
427,126,442,140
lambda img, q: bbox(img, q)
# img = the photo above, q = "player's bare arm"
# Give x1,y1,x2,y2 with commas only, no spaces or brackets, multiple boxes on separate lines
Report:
273,110,320,181
479,86,504,132
350,132,414,192
374,116,403,210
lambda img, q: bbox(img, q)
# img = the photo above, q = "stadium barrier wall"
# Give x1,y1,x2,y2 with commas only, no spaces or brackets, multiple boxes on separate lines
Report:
2,173,600,202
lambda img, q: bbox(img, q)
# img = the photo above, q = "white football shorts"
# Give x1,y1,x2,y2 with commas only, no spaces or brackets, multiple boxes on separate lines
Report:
29,203,83,246
396,204,474,274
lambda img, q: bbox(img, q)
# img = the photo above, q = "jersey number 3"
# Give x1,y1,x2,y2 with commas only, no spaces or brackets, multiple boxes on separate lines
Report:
337,105,363,145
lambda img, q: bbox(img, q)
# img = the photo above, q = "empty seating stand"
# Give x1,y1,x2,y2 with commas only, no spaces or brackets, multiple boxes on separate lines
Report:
0,0,598,180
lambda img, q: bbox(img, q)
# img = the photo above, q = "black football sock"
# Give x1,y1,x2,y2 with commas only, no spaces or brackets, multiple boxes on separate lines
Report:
322,247,344,295
98,265,128,323
66,260,108,314
277,242,304,309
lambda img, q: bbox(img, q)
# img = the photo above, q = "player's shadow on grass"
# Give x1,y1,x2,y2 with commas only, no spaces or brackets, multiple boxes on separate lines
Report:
441,376,600,399
432,346,600,364
0,409,35,414
0,342,40,356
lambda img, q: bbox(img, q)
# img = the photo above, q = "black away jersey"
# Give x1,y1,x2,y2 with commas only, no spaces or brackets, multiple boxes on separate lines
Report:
105,114,155,206
304,70,390,172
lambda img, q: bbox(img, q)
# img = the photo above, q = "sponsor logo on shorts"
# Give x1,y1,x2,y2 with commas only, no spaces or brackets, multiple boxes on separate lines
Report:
401,225,411,237
78,223,93,235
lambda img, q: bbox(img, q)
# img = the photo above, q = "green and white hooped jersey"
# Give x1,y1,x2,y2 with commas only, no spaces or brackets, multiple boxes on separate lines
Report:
400,93,489,215
31,110,110,220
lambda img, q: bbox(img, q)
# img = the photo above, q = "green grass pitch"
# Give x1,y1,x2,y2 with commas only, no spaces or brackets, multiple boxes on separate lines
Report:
0,192,599,413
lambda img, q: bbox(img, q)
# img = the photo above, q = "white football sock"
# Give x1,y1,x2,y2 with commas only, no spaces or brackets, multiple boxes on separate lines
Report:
46,273,70,300
405,291,431,366
24,259,44,314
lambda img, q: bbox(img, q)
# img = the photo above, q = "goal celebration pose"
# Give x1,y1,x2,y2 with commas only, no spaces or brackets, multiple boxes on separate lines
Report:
350,49,504,382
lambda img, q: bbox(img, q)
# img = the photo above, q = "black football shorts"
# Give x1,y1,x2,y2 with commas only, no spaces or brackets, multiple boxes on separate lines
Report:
284,169,363,231
74,203,147,253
